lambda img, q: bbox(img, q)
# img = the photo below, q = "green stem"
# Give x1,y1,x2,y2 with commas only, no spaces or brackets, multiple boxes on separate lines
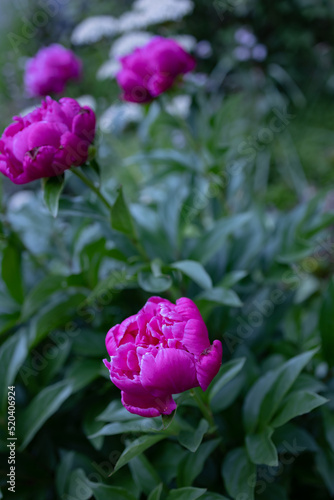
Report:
70,167,112,211
71,167,149,262
191,388,216,430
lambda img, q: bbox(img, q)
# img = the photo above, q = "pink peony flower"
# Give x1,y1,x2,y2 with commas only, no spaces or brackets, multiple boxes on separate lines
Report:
104,296,222,418
116,37,196,103
0,96,96,184
24,44,82,97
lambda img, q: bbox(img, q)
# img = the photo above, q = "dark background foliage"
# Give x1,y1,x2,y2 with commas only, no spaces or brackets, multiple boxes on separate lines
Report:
0,1,334,499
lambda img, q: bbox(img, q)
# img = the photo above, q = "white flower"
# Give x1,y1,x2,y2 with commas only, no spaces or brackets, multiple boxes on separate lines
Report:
233,46,251,61
76,95,97,110
165,95,192,119
109,32,154,59
118,0,194,31
8,191,35,212
234,28,257,48
173,35,197,52
71,16,118,45
195,40,213,59
99,103,143,133
252,44,267,61
97,60,121,80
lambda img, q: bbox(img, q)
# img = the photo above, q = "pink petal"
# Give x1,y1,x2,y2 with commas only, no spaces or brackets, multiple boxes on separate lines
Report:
105,325,120,357
27,122,64,150
121,391,176,417
147,73,175,97
23,145,59,180
54,131,89,168
72,107,96,142
195,340,223,391
142,296,173,317
141,348,198,397
182,319,210,356
175,297,203,321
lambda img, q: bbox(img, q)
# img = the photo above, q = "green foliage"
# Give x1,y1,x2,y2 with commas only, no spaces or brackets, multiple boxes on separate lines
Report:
0,1,334,499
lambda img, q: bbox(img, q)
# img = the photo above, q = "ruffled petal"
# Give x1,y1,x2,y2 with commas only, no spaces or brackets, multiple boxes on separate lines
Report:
121,391,176,417
105,324,120,357
175,297,203,321
54,131,88,168
195,340,223,391
141,348,198,397
182,318,210,356
23,145,59,180
72,107,96,142
116,69,151,103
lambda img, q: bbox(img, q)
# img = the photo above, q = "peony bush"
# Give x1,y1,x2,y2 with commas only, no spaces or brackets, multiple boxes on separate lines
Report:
0,4,333,500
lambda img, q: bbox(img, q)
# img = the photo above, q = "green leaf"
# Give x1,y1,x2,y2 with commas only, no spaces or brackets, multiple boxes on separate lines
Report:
171,260,212,289
167,487,207,500
273,423,318,453
178,419,209,453
89,419,161,438
91,484,137,500
155,442,188,484
211,371,245,414
246,427,278,466
29,293,86,347
177,439,220,488
259,348,319,426
66,359,102,393
319,278,334,366
111,186,136,238
208,358,246,402
97,400,141,422
0,331,28,413
243,348,318,434
189,213,252,264
138,271,172,293
71,469,137,500
271,391,328,428
323,407,334,453
1,244,24,304
67,469,92,500
114,434,166,473
128,454,161,496
196,287,242,307
18,380,72,450
42,174,65,217
162,409,177,430
20,275,65,321
200,494,229,500
222,447,256,500
220,270,248,288
56,451,75,497
315,448,334,496
148,484,163,500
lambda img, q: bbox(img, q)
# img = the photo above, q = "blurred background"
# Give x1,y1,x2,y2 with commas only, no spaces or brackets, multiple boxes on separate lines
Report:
1,0,334,207
1,3,334,499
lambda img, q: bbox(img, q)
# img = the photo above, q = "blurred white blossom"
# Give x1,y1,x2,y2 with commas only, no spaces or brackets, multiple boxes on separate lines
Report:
97,60,121,80
165,95,192,118
252,44,267,61
109,32,154,58
234,28,256,47
76,95,97,110
195,40,213,59
233,46,251,61
72,16,118,45
118,0,194,31
184,72,208,87
8,191,35,212
173,35,197,52
99,102,143,133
